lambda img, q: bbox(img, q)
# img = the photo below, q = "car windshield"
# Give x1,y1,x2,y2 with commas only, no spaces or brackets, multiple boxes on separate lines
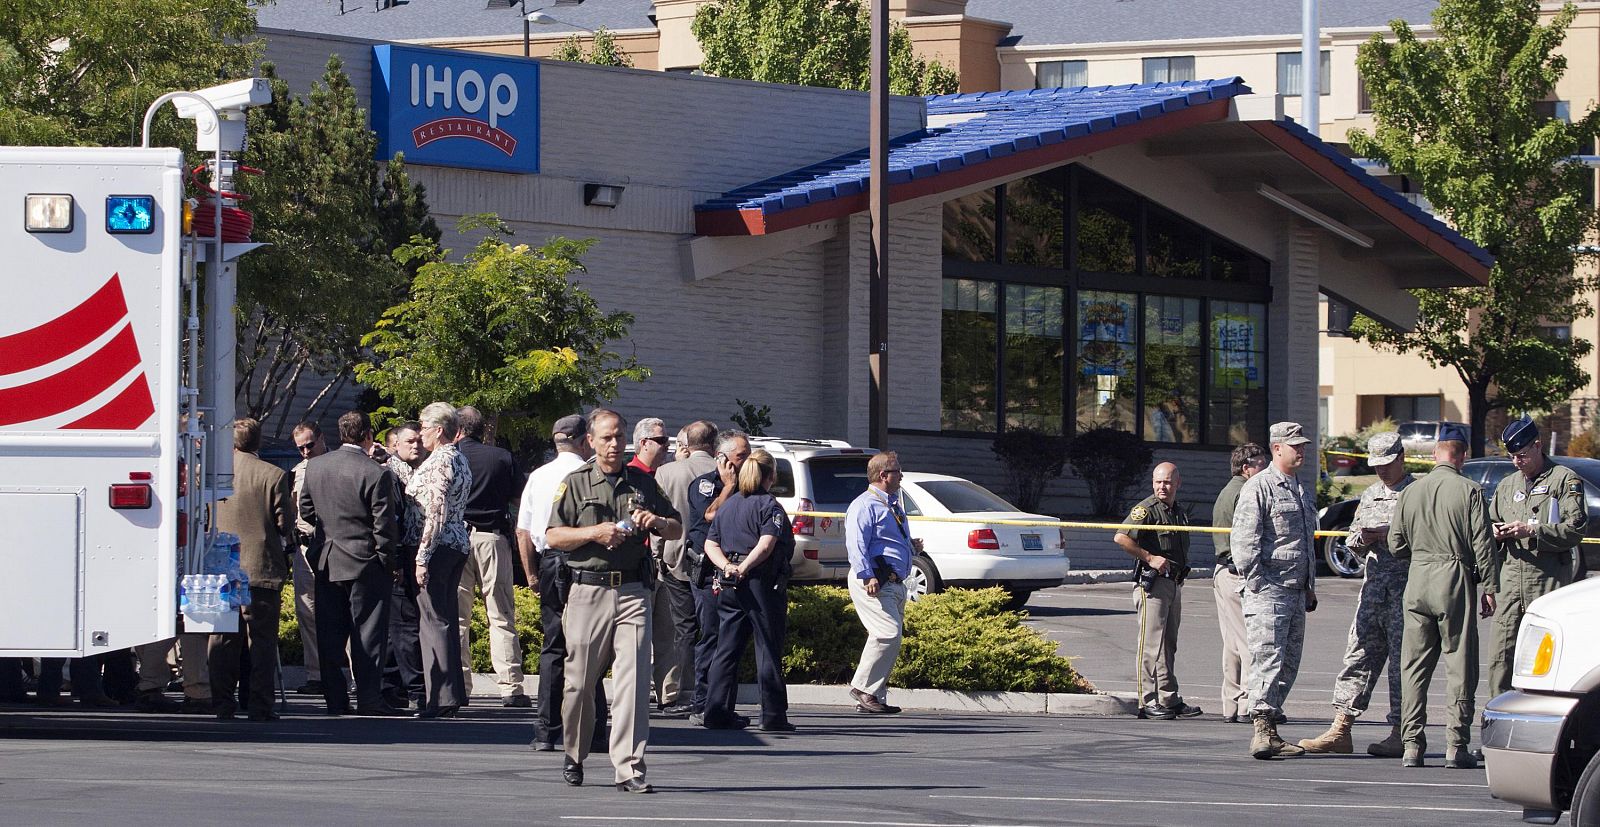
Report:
1477,461,1515,492
806,456,872,504
1397,423,1433,439
917,479,1018,513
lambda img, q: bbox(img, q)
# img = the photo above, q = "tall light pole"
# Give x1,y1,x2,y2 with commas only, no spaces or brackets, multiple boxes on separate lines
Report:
514,0,586,58
868,0,889,449
1301,0,1319,136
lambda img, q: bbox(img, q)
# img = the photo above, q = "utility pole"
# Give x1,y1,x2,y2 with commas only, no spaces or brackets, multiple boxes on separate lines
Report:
868,0,889,449
1301,0,1319,136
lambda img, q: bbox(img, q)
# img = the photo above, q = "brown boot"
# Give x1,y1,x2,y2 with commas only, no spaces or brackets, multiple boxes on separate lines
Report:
1366,725,1404,758
1267,719,1305,757
1250,715,1274,760
1298,712,1355,754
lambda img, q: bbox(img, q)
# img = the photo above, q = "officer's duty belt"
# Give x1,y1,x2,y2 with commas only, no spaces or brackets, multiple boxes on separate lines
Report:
570,569,643,587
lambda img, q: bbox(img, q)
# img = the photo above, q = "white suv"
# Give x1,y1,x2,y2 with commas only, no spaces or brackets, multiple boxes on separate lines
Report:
755,438,878,584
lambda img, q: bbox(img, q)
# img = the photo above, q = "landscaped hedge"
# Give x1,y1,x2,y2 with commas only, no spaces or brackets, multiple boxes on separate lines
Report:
278,584,1089,693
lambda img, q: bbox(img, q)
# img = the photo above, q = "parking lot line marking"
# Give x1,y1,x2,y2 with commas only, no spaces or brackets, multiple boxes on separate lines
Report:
927,795,1515,814
556,815,1043,819
1270,777,1490,789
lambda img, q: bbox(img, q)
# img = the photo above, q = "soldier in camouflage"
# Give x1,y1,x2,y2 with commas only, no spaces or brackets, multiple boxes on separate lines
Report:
1299,431,1411,757
1232,422,1319,760
1389,422,1497,769
1488,416,1585,697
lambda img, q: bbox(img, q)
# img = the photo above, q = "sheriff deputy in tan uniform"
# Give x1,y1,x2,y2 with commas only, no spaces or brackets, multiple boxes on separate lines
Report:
546,408,681,794
1488,415,1585,696
1116,461,1202,720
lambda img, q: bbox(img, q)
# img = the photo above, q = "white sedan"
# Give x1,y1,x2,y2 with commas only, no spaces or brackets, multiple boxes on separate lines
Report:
897,472,1070,609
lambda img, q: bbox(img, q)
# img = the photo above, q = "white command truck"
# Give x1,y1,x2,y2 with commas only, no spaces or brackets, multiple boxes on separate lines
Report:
0,148,190,657
1483,576,1600,826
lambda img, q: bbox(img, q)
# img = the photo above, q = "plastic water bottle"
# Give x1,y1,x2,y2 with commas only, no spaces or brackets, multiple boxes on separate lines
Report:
178,580,189,612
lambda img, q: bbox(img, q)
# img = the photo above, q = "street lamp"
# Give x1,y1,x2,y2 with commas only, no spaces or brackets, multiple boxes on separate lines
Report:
513,0,586,57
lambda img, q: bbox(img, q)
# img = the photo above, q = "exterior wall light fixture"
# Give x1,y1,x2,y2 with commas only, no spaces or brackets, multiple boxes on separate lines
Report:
584,183,624,208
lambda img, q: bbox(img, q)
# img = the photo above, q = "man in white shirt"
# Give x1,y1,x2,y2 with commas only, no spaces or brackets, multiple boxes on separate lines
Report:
516,414,601,751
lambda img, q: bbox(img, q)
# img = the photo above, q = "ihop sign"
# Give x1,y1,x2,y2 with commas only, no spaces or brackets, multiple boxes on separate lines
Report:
372,44,539,174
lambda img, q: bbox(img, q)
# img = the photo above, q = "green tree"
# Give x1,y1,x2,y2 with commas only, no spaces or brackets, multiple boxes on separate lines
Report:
549,26,635,67
236,58,439,431
691,0,959,95
357,214,651,439
1348,0,1600,455
0,0,259,147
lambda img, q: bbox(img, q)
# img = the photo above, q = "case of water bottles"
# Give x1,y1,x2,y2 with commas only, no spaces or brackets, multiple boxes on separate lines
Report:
179,532,249,633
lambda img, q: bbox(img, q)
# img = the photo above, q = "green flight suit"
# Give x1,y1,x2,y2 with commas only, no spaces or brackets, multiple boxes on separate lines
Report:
1388,463,1498,752
1488,462,1585,696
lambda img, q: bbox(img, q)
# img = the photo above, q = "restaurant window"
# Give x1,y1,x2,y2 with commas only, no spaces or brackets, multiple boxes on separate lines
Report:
1384,395,1442,422
1142,56,1195,84
939,165,1271,445
1036,60,1088,89
1278,50,1332,96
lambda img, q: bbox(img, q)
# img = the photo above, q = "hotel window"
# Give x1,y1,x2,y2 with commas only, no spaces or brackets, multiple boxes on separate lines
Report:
1142,56,1195,84
1277,50,1332,96
1357,73,1373,113
1036,60,1088,89
1384,395,1442,422
938,165,1271,445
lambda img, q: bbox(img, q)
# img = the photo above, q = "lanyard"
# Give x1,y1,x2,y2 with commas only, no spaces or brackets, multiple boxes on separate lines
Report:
872,488,909,540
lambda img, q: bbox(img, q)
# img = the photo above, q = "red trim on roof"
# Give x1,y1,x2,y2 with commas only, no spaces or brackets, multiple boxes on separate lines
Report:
1242,121,1491,284
695,98,1235,237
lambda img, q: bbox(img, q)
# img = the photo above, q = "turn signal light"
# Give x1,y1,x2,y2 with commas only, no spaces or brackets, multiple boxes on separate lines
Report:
1532,632,1555,677
109,483,152,509
968,528,1000,550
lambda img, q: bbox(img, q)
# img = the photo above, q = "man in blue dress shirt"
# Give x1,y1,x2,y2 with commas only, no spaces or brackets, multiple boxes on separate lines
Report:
845,451,923,714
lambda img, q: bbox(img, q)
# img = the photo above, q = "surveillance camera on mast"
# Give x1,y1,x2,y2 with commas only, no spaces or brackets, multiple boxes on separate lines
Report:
170,78,273,153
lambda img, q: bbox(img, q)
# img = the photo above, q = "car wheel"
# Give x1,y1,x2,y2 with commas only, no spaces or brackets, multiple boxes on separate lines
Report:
1002,588,1034,612
1322,534,1364,578
1573,746,1600,827
906,555,941,601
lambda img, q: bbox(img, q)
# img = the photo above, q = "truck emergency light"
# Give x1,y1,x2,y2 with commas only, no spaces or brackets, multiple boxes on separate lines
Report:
106,195,155,234
108,483,153,510
24,194,73,232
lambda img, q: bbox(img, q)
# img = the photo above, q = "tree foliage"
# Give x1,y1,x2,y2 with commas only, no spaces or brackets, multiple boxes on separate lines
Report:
990,428,1067,513
357,214,651,440
0,0,259,147
1064,427,1153,517
1347,0,1600,455
237,58,438,432
692,0,959,95
549,26,634,67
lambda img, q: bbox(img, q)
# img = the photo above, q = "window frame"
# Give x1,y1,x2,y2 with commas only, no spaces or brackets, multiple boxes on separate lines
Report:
1142,56,1196,84
1277,50,1332,97
1035,59,1088,89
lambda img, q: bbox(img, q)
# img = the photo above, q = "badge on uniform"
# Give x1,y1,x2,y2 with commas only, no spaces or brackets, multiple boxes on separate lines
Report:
1531,485,1549,495
1129,505,1148,522
552,481,567,503
697,479,716,497
1514,491,1526,502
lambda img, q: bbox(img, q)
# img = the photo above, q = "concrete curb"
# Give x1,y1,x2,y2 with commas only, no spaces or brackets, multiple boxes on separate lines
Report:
1060,568,1214,584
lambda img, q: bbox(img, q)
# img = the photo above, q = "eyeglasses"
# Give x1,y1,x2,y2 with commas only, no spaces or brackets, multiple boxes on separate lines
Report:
295,443,316,454
643,436,669,446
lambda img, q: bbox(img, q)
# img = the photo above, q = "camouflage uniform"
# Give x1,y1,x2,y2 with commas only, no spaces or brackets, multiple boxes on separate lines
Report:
1329,474,1412,724
1231,462,1317,717
1488,462,1584,696
1389,463,1497,754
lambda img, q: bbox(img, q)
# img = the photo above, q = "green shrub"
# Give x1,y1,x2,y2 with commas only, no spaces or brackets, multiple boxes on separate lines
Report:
891,588,1087,693
1065,427,1153,516
991,428,1068,513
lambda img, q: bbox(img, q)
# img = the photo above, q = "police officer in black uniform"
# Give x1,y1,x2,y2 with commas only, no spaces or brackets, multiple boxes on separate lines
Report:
684,430,751,723
700,448,795,731
1114,461,1202,719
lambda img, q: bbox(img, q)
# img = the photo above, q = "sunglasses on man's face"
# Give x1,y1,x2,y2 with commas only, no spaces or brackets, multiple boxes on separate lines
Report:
643,436,669,446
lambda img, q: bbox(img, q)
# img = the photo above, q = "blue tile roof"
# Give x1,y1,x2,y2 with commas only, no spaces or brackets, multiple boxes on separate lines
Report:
696,78,1249,215
1267,118,1493,270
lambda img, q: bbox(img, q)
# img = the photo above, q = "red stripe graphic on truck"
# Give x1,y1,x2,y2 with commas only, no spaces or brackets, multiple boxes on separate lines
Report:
0,274,155,429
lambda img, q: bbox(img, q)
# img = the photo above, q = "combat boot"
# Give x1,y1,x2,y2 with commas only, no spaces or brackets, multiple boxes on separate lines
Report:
1250,714,1274,760
1297,712,1354,754
1367,726,1404,758
1402,743,1426,768
1266,720,1306,757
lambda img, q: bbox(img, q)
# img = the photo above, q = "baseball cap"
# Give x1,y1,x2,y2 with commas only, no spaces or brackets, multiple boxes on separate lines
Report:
1366,432,1403,466
552,414,586,442
1501,415,1538,453
1269,421,1311,446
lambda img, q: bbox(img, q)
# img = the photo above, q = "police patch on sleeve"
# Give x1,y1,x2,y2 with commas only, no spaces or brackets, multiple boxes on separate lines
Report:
697,479,716,497
1128,505,1147,523
552,482,567,503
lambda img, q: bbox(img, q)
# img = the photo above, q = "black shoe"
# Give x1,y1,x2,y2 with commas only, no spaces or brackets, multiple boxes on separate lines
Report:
502,694,533,708
134,691,181,714
616,778,653,794
355,703,407,717
759,720,797,732
700,713,750,730
324,706,350,716
247,710,280,722
381,692,410,710
659,703,694,718
413,705,459,719
855,693,899,715
213,700,238,720
562,759,583,787
530,740,558,752
1141,703,1177,720
1168,703,1204,719
178,697,213,715
296,680,324,696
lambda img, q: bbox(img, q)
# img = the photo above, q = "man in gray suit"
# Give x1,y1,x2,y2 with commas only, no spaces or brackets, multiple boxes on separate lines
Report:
651,420,718,715
210,418,295,721
299,411,403,716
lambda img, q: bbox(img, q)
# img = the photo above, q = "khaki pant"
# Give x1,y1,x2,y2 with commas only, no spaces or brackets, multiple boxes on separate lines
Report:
134,633,211,699
459,528,525,697
848,577,906,700
291,546,320,679
562,581,651,784
1134,576,1182,709
1213,567,1251,718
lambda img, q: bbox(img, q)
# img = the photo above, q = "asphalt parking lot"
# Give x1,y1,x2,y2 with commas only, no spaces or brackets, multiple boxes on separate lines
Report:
0,578,1514,826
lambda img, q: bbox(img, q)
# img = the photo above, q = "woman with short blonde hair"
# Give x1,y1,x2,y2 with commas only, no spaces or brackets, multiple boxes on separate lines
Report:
408,401,472,718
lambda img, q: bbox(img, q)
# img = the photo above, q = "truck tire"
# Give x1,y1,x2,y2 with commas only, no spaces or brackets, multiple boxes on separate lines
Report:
1574,747,1600,827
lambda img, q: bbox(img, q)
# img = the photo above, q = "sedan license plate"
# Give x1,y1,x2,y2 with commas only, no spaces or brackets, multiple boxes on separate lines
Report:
1021,533,1043,551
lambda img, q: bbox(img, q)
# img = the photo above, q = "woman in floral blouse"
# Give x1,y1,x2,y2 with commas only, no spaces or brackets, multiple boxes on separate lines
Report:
408,401,474,718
